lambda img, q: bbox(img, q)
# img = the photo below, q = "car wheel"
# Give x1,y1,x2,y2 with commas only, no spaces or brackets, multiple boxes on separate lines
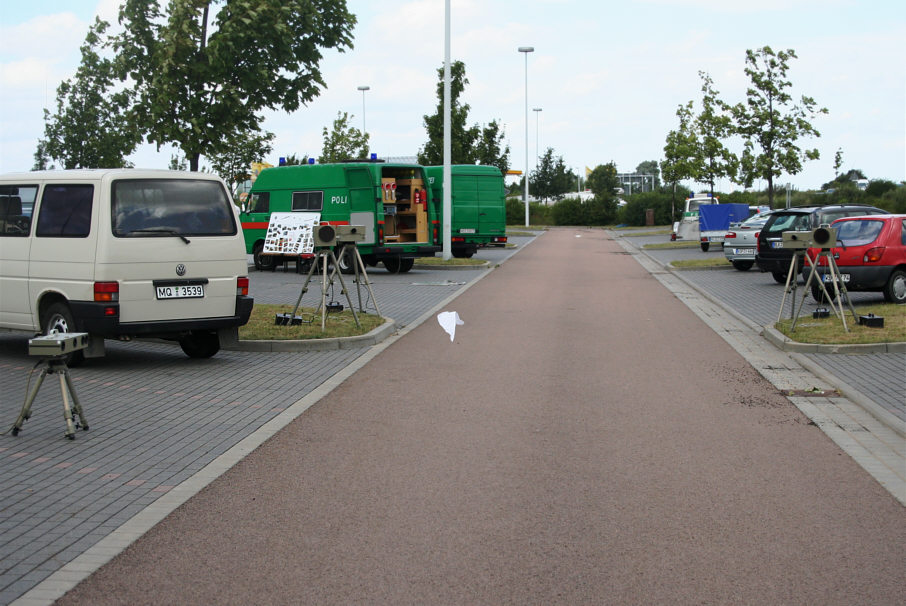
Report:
811,281,835,303
771,270,788,284
398,258,414,273
700,242,710,252
882,269,906,304
731,260,753,271
336,247,356,274
179,331,221,358
253,241,275,271
42,302,85,366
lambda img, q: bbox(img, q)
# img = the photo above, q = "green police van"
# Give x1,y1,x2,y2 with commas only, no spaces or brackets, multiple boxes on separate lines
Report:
425,165,507,258
239,161,440,273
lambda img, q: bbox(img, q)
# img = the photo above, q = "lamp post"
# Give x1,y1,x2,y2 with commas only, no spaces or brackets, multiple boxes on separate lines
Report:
518,46,534,227
356,85,370,138
533,107,542,171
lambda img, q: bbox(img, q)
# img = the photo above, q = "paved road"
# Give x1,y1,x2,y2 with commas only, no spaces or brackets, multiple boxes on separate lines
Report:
0,239,529,605
52,229,906,604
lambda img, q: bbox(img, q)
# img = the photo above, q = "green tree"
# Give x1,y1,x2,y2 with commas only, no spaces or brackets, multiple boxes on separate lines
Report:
319,111,369,163
732,46,828,207
474,120,511,175
418,61,479,165
661,101,698,211
834,147,843,177
694,71,737,196
586,162,620,199
530,148,575,202
113,0,355,171
208,129,275,194
36,18,140,169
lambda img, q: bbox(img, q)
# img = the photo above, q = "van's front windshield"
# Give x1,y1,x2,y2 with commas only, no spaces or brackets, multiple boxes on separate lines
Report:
112,179,236,237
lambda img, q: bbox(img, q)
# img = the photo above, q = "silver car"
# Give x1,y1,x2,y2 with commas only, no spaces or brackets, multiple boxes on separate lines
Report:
724,210,774,271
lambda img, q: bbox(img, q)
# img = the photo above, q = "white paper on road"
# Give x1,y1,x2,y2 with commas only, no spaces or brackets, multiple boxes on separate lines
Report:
437,311,464,342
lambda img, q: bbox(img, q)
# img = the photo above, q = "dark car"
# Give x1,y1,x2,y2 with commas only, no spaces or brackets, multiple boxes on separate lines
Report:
805,214,906,304
755,205,889,283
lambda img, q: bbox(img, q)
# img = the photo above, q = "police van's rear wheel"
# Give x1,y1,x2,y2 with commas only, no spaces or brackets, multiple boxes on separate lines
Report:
337,247,355,274
383,258,414,273
179,331,221,359
253,242,275,271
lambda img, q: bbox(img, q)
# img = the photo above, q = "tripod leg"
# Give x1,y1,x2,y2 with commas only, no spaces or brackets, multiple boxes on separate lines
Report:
291,258,320,318
328,251,360,329
354,247,382,317
12,368,49,436
778,253,799,323
791,251,819,331
321,252,329,331
59,371,76,439
62,368,89,431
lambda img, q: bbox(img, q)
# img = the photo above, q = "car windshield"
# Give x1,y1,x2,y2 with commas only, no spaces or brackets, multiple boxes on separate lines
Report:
741,211,772,227
832,219,884,247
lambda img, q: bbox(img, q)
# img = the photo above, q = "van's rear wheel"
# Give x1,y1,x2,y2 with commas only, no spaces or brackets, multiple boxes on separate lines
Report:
383,258,414,273
179,331,221,359
42,302,85,366
337,246,356,274
253,242,275,271
771,271,788,284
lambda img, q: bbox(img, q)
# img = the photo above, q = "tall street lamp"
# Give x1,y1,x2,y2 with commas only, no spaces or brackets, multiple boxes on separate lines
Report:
533,107,542,171
518,46,534,227
357,85,370,138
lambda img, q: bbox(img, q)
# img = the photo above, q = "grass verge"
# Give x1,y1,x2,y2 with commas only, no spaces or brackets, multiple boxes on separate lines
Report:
240,303,385,340
644,241,701,250
775,303,905,344
672,257,732,269
415,256,487,266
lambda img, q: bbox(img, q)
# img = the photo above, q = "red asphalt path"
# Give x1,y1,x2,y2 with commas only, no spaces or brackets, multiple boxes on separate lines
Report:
59,228,905,605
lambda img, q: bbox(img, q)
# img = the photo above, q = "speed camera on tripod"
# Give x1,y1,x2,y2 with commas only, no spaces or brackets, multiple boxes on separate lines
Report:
781,226,837,250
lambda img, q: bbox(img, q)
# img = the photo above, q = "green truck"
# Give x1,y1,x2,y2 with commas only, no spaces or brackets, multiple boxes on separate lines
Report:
425,165,507,258
239,161,440,273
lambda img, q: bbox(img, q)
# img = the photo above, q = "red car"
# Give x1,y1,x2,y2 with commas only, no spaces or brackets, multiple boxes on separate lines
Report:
805,214,906,304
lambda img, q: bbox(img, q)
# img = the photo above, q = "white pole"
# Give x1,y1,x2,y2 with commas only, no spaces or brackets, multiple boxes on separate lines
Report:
442,0,452,260
518,47,534,227
357,85,369,137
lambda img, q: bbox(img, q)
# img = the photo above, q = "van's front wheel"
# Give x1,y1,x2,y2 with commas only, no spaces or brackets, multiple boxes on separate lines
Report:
179,331,221,359
253,242,275,271
42,302,85,366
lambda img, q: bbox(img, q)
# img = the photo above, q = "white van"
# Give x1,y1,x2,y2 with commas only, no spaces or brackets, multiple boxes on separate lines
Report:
0,169,253,362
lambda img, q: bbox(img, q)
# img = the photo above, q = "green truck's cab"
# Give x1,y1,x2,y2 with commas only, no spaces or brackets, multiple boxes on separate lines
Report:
425,165,507,258
239,161,440,273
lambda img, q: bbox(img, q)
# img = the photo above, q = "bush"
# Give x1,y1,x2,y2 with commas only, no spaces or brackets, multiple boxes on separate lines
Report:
506,197,554,225
618,191,675,226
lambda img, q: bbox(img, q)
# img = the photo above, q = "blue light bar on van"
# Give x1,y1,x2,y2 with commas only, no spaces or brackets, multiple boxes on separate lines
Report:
308,158,315,165
370,153,377,160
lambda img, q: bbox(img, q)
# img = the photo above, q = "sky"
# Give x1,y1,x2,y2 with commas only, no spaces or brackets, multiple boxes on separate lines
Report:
0,0,904,192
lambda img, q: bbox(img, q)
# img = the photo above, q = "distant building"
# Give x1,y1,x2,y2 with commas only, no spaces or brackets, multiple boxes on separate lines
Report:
617,173,657,194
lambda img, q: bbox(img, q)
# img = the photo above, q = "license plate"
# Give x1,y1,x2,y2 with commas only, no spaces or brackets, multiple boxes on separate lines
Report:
734,248,754,255
822,274,850,283
770,241,783,249
156,285,205,299
709,236,724,242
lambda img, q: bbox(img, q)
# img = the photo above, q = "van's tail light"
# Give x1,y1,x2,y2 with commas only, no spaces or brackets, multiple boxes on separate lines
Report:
377,225,384,246
94,281,119,302
493,236,507,243
433,225,438,244
452,236,465,243
864,247,885,263
237,276,249,296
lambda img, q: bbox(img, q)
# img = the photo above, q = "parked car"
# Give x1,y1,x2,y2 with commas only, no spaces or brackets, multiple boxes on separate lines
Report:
723,210,775,270
804,214,906,304
755,204,889,283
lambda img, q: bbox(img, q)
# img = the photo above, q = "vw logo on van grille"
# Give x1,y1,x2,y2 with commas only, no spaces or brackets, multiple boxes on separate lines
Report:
175,264,187,276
